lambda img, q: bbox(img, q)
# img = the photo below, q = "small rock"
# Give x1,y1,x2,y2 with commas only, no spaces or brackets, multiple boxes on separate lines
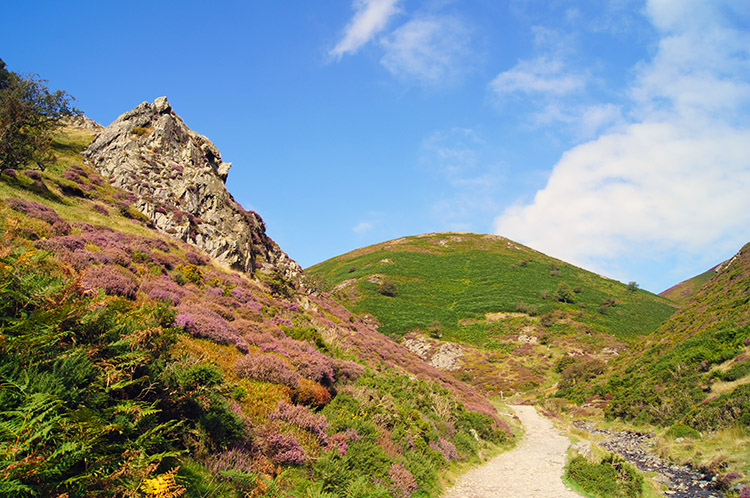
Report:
571,441,594,461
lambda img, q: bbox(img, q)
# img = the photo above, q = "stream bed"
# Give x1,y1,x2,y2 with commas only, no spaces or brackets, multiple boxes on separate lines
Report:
572,420,724,498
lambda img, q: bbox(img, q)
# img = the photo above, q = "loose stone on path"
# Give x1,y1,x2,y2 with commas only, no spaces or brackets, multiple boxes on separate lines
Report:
446,405,580,498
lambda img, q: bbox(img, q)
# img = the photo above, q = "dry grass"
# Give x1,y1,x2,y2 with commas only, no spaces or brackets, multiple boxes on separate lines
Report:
709,374,750,396
653,425,750,484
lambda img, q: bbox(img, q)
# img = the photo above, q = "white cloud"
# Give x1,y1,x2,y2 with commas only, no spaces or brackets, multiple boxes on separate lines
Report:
330,0,401,59
420,128,505,228
353,221,375,235
379,15,474,86
495,0,750,283
490,56,586,97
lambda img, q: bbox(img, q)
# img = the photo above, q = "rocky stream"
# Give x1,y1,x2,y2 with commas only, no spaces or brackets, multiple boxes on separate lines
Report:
572,420,725,498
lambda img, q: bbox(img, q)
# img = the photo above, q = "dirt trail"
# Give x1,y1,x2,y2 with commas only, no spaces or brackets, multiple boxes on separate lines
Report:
446,405,580,498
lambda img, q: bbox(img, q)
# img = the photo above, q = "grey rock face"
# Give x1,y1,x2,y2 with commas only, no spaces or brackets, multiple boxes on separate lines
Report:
83,97,301,278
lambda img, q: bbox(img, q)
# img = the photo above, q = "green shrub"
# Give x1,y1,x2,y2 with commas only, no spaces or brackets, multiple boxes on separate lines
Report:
558,358,606,390
427,320,444,339
666,423,701,439
378,278,397,297
555,282,575,303
566,455,643,498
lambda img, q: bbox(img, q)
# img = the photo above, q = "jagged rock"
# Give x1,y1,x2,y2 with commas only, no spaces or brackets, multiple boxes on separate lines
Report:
83,97,301,278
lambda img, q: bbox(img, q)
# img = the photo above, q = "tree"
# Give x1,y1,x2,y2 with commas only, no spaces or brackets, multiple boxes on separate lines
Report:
0,58,80,169
626,281,639,293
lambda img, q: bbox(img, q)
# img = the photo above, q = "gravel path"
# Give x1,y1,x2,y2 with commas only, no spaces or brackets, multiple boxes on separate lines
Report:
446,405,580,498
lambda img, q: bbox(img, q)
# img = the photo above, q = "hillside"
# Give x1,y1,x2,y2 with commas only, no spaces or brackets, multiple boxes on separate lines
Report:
307,233,676,394
0,107,511,498
601,242,750,429
659,264,721,305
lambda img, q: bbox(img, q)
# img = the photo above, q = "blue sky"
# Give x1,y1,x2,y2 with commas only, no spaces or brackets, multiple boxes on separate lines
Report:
3,0,749,293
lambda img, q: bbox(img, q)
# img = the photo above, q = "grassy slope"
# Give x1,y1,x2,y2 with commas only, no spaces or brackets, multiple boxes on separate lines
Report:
602,242,750,429
308,233,676,395
309,233,675,343
0,127,511,498
550,242,750,489
659,265,718,305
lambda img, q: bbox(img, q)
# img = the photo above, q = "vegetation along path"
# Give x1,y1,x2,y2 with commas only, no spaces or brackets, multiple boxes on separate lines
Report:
446,405,580,498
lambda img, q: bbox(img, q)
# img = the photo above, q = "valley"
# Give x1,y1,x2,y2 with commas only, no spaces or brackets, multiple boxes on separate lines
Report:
1,91,748,498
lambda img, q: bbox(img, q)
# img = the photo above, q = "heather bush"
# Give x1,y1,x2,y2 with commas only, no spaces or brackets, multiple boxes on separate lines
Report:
230,287,255,303
134,236,171,253
61,169,84,183
235,352,300,388
35,234,86,253
92,203,109,216
429,437,459,462
240,328,273,346
185,251,209,266
2,168,17,178
175,305,247,351
59,248,95,270
270,401,329,443
101,247,131,266
259,430,307,466
24,169,42,180
6,197,71,234
151,251,181,271
327,433,349,456
207,286,225,298
270,316,293,329
332,359,366,384
388,463,418,498
82,264,139,299
142,276,187,305
271,337,335,386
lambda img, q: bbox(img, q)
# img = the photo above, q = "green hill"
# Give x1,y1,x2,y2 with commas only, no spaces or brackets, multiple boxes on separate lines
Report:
307,233,676,394
309,233,675,345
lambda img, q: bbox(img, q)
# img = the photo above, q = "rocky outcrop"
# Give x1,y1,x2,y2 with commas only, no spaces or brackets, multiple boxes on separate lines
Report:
83,97,300,278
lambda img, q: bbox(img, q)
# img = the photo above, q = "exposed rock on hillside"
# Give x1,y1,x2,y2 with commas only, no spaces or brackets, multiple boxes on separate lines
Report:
83,97,300,277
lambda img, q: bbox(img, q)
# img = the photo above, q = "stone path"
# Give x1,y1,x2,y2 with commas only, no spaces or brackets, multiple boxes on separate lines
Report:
446,405,580,498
